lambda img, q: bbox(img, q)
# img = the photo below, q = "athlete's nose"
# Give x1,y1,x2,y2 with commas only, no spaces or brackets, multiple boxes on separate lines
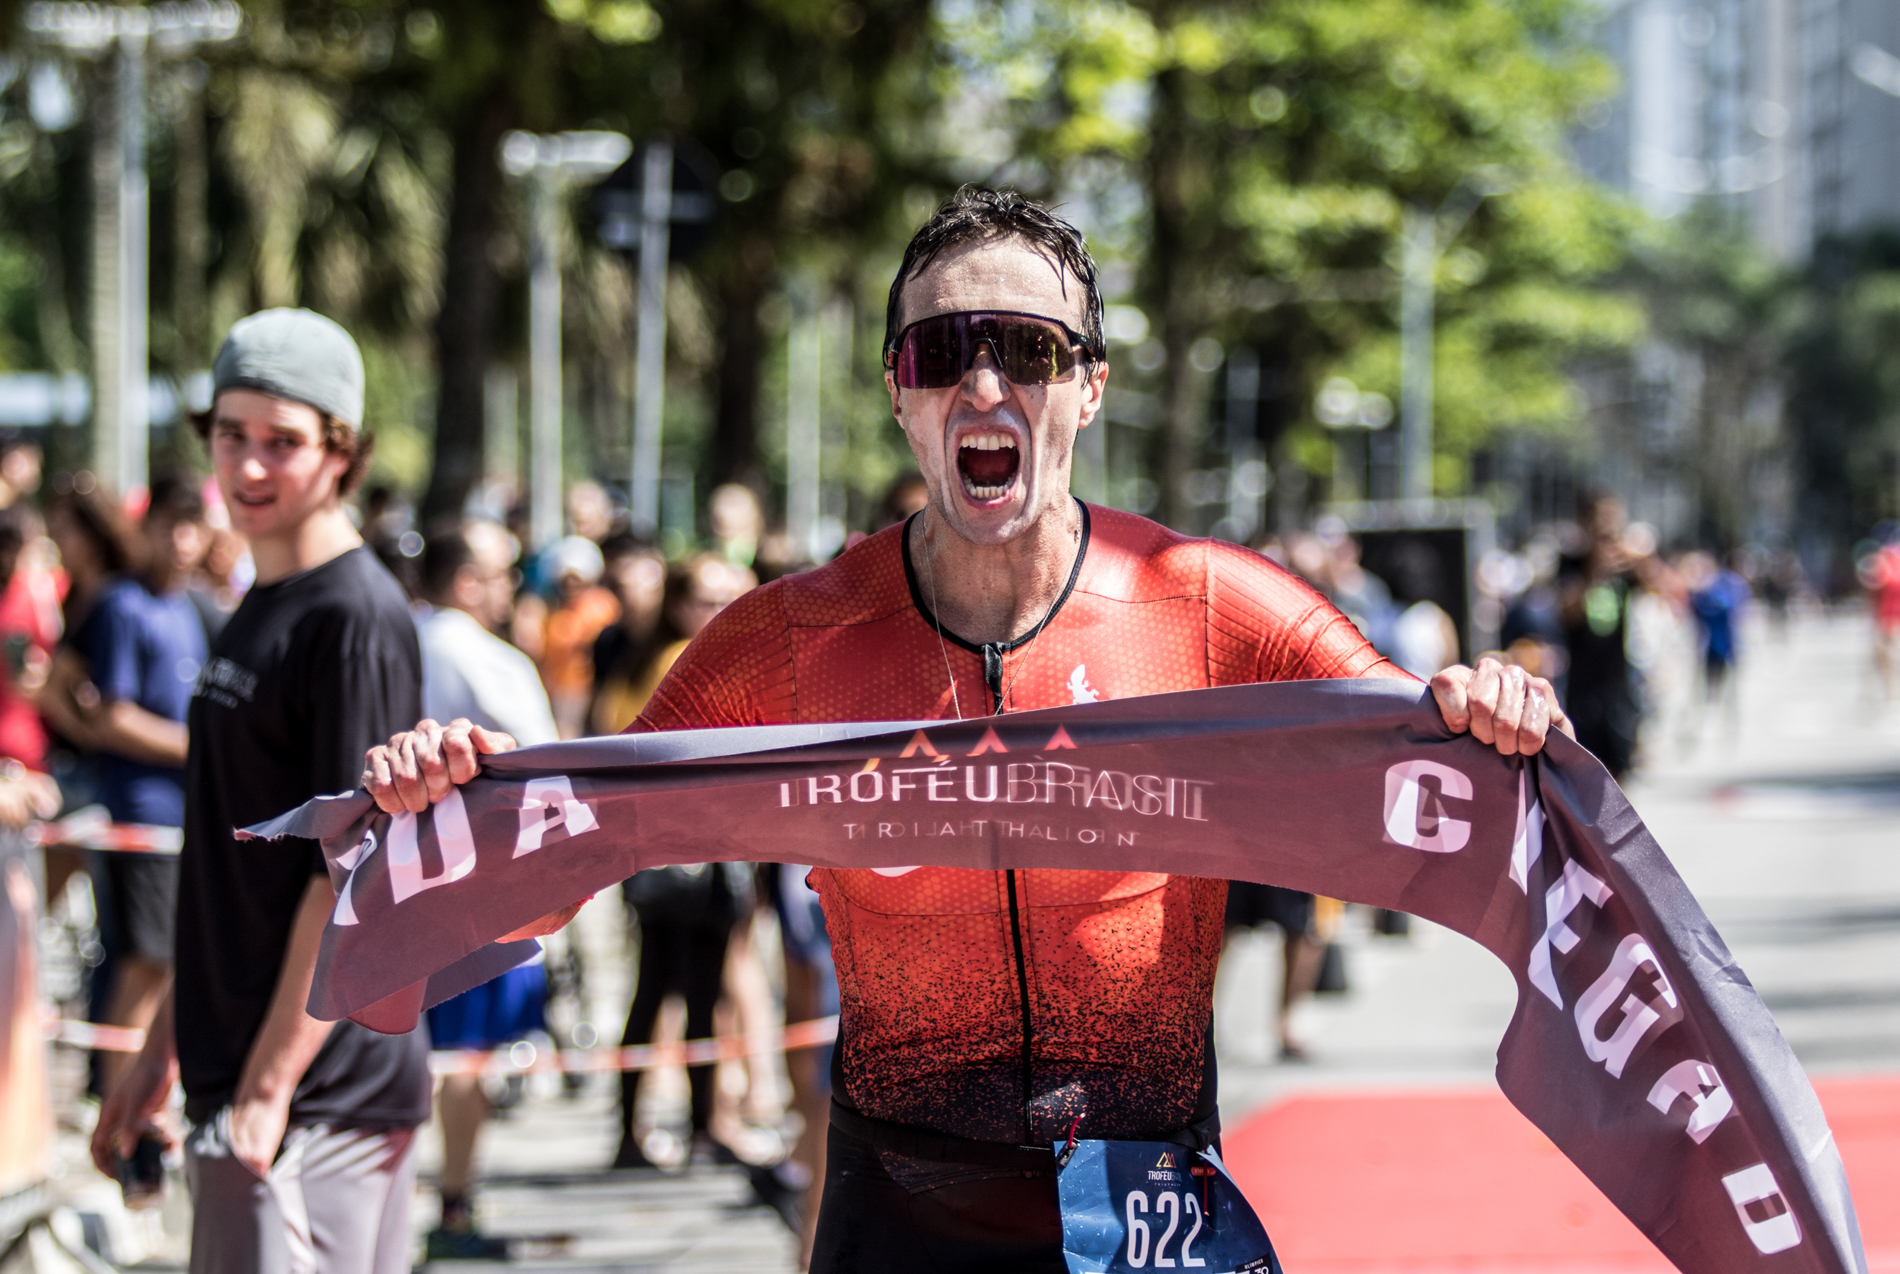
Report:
960,344,1009,410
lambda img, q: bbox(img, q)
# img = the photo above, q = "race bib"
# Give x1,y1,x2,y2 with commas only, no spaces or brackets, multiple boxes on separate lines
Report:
1057,1138,1282,1273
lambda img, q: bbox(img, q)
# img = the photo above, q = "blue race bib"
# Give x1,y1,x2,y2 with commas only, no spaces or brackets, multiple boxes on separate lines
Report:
1057,1139,1282,1273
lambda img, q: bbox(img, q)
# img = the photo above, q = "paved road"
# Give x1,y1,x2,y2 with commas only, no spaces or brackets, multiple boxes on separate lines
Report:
44,609,1900,1271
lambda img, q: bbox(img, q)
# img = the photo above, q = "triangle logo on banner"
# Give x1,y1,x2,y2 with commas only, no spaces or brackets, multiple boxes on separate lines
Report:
968,727,1008,756
899,730,945,759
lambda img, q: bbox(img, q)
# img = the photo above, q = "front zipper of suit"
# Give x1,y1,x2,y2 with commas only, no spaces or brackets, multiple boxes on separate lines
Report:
985,644,1038,1143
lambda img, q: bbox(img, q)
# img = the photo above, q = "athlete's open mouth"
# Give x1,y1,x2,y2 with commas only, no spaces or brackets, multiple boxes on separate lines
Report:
956,431,1020,501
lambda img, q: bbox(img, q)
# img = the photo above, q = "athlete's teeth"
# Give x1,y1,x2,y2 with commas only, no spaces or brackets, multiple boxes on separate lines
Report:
959,432,1017,451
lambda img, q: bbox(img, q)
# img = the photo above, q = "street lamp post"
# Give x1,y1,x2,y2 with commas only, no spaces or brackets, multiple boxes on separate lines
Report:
499,130,631,551
595,138,716,541
1398,169,1509,505
24,1,240,499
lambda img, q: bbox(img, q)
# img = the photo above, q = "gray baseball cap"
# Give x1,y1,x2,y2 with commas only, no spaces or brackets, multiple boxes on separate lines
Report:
211,308,365,428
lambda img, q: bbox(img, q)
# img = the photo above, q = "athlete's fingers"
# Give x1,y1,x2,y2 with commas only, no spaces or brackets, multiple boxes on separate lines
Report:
440,719,482,788
1429,664,1475,733
469,724,519,757
498,899,587,942
1515,678,1573,755
1545,681,1576,742
1490,664,1531,756
1466,657,1506,746
362,745,404,814
413,719,457,804
391,730,437,814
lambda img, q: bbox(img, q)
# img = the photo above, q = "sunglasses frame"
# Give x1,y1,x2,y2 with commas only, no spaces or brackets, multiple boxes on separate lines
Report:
885,310,1102,390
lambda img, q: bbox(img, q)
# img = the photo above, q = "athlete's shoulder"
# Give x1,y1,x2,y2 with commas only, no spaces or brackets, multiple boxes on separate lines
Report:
1075,504,1206,601
772,523,913,629
1080,504,1299,602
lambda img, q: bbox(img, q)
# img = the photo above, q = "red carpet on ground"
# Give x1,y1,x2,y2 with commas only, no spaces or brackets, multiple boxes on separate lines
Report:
1222,1074,1900,1273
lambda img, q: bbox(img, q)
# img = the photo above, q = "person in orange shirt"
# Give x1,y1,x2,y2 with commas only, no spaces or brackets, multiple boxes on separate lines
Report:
535,535,620,738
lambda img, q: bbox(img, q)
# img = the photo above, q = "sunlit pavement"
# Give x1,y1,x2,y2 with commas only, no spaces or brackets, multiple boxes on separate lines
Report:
1215,607,1900,1272
40,609,1900,1273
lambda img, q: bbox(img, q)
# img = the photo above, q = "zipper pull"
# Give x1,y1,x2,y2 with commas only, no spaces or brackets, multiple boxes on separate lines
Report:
1056,1113,1082,1168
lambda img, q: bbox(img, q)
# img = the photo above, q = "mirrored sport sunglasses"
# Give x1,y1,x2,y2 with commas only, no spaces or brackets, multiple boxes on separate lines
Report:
886,310,1099,390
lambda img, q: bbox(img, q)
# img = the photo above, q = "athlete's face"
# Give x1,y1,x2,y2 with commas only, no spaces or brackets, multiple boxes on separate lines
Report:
887,237,1108,546
207,390,352,544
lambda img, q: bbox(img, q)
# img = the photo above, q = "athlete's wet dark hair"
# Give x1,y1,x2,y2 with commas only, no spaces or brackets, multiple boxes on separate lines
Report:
883,186,1105,362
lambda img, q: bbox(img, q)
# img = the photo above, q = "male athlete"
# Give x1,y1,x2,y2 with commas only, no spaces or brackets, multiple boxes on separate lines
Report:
366,189,1568,1271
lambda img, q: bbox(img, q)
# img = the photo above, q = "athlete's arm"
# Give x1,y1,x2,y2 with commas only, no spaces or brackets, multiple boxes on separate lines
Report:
1431,656,1572,757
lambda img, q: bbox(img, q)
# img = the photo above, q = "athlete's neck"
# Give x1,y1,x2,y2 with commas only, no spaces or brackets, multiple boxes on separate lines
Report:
911,496,1082,646
249,503,364,586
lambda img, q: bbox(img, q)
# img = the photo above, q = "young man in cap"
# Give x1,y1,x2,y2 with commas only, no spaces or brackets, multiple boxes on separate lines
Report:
366,190,1567,1271
93,309,430,1274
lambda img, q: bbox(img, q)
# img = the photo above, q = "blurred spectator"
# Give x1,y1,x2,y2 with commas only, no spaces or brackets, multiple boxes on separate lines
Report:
606,554,755,724
537,536,620,738
0,507,56,775
1755,549,1803,639
0,434,43,509
41,478,145,827
419,522,558,746
1223,884,1323,1062
1319,523,1399,654
710,483,764,568
415,521,558,1261
589,536,667,736
1559,495,1642,778
610,554,755,1171
47,475,143,633
1499,536,1569,693
878,472,930,530
1685,550,1752,723
566,480,615,543
1866,535,1900,700
48,474,208,1091
1621,532,1695,760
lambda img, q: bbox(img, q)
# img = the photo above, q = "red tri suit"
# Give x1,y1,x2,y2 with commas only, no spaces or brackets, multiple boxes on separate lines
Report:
635,503,1409,1147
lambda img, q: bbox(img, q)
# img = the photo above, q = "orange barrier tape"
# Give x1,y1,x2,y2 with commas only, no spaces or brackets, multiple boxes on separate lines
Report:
29,807,181,855
427,1015,840,1078
46,1016,147,1052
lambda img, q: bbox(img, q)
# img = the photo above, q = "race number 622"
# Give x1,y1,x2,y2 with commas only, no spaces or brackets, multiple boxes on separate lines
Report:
1124,1189,1206,1268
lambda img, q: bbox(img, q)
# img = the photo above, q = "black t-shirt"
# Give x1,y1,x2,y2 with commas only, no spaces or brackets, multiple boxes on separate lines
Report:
175,546,431,1127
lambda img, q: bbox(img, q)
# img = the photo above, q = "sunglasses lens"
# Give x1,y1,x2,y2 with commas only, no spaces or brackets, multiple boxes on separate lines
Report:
894,313,1086,389
999,318,1074,384
896,316,965,389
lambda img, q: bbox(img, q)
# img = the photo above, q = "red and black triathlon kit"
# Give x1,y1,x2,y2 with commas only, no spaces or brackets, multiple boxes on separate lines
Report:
635,503,1407,1263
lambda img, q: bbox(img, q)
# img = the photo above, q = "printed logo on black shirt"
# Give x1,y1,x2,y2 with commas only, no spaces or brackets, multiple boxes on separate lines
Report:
194,656,258,708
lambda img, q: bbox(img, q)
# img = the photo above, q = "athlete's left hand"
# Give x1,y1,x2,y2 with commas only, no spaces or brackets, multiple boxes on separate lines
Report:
1429,656,1573,757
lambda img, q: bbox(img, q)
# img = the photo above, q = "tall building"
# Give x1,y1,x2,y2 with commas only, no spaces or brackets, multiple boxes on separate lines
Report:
1804,0,1900,247
1575,0,1900,260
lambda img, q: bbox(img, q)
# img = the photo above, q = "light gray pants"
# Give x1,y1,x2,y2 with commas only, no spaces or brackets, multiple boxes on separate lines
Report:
183,1109,418,1274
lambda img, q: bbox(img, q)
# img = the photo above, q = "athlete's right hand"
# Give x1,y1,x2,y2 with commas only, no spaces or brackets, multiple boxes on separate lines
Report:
362,718,518,814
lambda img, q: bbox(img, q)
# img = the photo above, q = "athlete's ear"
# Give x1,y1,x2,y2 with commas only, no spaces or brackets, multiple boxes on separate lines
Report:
884,368,901,422
1075,358,1109,431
